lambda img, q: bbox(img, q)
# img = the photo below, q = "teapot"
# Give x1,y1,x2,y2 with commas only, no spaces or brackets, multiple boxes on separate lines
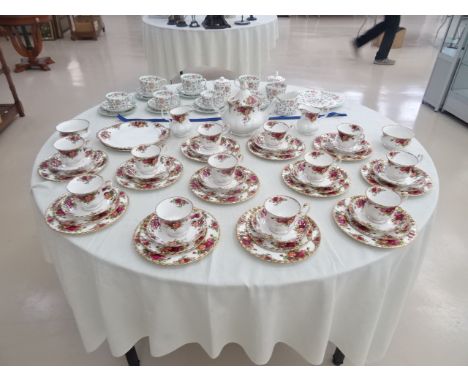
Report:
220,84,275,137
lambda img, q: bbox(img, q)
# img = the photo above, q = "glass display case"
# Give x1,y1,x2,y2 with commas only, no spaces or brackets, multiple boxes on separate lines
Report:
423,16,468,111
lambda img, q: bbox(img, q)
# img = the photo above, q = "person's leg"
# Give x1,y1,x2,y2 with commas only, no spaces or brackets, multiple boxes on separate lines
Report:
375,16,401,60
355,19,388,48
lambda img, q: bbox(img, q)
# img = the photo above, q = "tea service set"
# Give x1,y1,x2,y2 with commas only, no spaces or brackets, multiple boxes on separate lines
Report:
133,196,220,266
247,120,306,160
98,91,136,117
39,123,108,182
180,122,241,163
115,143,183,191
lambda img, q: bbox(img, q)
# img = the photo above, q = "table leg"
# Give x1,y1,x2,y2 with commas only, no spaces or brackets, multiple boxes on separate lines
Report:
125,346,140,366
332,347,345,366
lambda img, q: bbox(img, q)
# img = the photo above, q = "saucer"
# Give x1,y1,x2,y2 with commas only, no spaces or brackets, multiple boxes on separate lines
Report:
143,209,207,254
134,209,220,266
346,196,413,236
48,153,92,173
193,99,226,114
45,188,128,235
189,166,260,204
252,132,289,151
297,89,344,109
361,160,433,197
147,98,181,113
247,135,305,161
100,100,136,113
98,104,136,117
189,136,226,156
333,196,417,248
198,167,240,191
122,159,167,180
58,186,118,223
135,89,153,101
373,160,426,187
115,156,183,191
181,136,241,163
176,85,205,99
313,133,372,161
38,149,108,182
282,162,350,198
248,207,310,252
236,207,321,264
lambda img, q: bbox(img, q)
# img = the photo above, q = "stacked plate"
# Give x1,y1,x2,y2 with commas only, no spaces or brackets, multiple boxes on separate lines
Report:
38,148,108,182
236,206,321,264
189,166,260,204
146,97,180,114
45,184,128,234
313,132,372,161
115,156,183,191
282,161,350,197
297,89,344,109
133,208,220,266
180,135,241,162
333,196,416,248
247,133,305,161
361,159,433,197
193,97,226,114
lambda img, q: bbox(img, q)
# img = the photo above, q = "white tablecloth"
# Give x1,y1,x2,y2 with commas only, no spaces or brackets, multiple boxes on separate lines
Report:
31,83,439,365
142,16,279,79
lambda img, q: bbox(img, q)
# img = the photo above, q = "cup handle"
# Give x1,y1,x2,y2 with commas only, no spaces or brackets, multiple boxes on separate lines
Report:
300,202,310,216
417,154,424,163
236,153,244,163
104,180,113,191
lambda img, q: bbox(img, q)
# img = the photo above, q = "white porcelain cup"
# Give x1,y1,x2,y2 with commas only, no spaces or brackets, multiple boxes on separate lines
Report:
139,75,167,95
303,150,335,182
213,77,232,99
53,135,85,166
262,120,290,147
197,122,226,150
131,144,161,175
155,197,193,238
199,90,224,109
265,81,287,101
263,195,309,235
207,153,238,186
364,186,402,224
381,125,415,150
181,73,206,95
105,91,132,110
336,123,364,150
275,91,299,116
56,119,89,138
386,150,423,181
236,74,260,91
151,90,179,111
66,174,109,212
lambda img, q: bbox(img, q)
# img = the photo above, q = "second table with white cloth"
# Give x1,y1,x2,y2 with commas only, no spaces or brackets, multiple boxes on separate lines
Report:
31,82,439,365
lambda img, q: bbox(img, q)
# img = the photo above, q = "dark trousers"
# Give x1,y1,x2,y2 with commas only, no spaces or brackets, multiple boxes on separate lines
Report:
356,16,401,60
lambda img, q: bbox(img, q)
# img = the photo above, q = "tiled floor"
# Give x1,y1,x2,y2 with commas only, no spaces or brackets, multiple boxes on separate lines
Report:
1,16,467,365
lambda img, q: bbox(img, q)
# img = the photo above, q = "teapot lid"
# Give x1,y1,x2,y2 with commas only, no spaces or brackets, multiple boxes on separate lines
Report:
215,76,230,84
228,83,259,107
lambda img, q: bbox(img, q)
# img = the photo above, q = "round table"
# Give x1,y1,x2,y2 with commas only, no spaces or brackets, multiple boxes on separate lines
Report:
31,83,439,365
142,16,279,79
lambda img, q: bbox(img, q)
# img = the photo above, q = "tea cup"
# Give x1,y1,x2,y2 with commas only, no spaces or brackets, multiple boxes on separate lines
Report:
213,76,232,99
53,134,85,166
303,150,335,182
336,123,364,150
207,153,239,186
66,174,110,212
265,81,287,101
155,197,193,238
105,91,132,110
139,75,167,95
263,195,309,236
56,119,89,138
364,186,402,224
198,90,225,110
151,89,179,111
275,91,299,116
181,73,206,95
386,151,423,182
131,144,162,176
237,74,260,91
170,106,192,137
382,125,415,150
262,120,290,147
197,122,226,150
